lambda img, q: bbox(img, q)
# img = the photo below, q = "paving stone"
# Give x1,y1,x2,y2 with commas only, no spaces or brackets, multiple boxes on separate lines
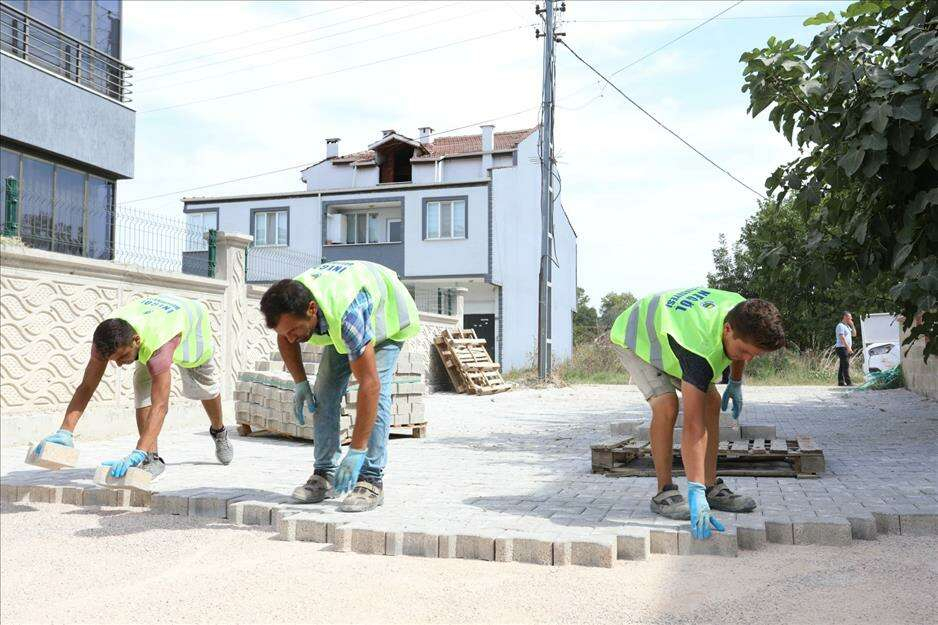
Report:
740,425,777,439
649,528,680,554
870,509,901,534
25,442,79,470
495,536,554,565
403,532,439,558
456,534,495,561
150,493,189,516
678,530,738,557
764,516,794,544
570,537,616,568
0,483,20,502
614,527,650,561
552,541,572,566
82,487,119,507
61,486,85,506
792,516,853,546
349,527,387,555
93,465,151,491
845,513,878,541
385,531,404,556
227,500,288,526
332,526,352,552
899,511,938,536
735,519,767,550
438,535,457,559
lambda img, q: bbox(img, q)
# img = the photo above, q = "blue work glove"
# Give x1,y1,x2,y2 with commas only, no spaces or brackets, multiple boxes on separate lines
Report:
687,481,725,540
101,449,147,478
334,448,367,494
721,378,743,420
293,380,316,425
34,429,74,456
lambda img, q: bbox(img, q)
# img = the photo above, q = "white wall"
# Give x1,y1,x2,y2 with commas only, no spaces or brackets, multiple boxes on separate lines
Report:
442,157,484,182
551,206,577,363
303,160,353,190
411,162,437,184
402,185,489,278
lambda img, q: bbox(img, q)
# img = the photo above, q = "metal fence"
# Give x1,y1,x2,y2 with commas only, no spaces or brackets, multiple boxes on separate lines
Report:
245,244,319,284
412,287,457,316
0,2,132,102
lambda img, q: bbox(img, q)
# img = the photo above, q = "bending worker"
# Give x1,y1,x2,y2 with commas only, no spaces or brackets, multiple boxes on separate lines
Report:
260,260,419,513
33,294,234,480
611,287,785,539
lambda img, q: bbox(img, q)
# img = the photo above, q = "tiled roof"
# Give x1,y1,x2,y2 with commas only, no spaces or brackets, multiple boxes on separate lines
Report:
331,127,537,164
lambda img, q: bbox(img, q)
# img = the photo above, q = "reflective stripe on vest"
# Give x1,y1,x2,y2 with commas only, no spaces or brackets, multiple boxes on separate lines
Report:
294,261,420,353
115,294,213,368
611,287,744,382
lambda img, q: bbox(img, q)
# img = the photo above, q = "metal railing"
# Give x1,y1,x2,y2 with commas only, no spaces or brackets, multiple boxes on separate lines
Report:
413,287,456,316
0,2,132,103
245,244,319,284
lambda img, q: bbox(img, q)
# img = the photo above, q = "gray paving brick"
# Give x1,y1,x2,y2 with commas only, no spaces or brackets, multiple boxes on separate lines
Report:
403,532,439,558
735,519,767,550
385,531,404,556
552,541,572,566
438,535,457,559
678,530,738,557
792,516,852,546
349,527,387,555
60,486,84,506
871,509,901,534
614,527,650,560
81,487,117,507
570,537,616,568
764,516,794,544
150,493,189,516
899,511,938,536
228,500,287,526
456,534,495,561
332,526,352,552
845,513,878,540
649,528,680,554
495,536,554,565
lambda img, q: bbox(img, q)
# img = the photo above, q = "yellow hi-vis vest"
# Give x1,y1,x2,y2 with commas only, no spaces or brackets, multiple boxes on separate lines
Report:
294,261,420,353
114,294,213,368
610,287,744,382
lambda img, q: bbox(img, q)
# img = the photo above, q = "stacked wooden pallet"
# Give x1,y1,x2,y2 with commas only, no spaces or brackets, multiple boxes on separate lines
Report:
234,342,428,441
433,328,510,395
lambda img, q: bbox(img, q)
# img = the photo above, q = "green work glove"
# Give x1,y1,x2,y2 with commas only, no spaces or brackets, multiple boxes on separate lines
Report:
293,380,316,425
721,378,743,420
334,448,367,494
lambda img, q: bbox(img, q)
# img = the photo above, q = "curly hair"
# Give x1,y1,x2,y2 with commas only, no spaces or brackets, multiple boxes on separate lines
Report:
92,318,137,358
725,299,786,350
259,279,314,328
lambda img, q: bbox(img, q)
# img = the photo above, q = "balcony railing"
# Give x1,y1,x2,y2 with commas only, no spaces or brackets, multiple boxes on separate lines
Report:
0,2,132,103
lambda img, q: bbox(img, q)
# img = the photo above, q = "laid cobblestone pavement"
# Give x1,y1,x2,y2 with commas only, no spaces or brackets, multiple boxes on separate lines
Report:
3,385,937,539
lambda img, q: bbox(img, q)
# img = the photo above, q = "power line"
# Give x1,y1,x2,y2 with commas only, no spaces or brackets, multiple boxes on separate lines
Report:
129,2,365,60
558,39,766,199
135,3,471,92
134,2,419,75
566,14,813,24
140,24,531,114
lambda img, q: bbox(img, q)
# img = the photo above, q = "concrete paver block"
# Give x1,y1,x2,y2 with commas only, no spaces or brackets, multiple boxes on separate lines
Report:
228,500,287,526
93,465,151,491
25,442,79,470
871,509,901,534
792,516,852,546
649,528,680,554
456,534,495,561
61,486,85,506
899,511,938,536
552,541,572,566
276,513,304,541
129,489,151,508
385,531,404,556
764,516,794,544
150,493,189,516
332,526,352,552
350,527,387,555
678,530,738,557
438,535,457,559
846,513,878,540
615,527,650,560
495,536,554,565
82,487,119,507
0,483,21,502
740,425,777,439
570,537,616,568
403,532,439,558
735,519,767,550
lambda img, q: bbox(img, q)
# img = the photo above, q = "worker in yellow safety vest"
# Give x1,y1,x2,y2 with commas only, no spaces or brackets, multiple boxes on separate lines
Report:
33,294,234,480
260,260,419,513
611,287,785,540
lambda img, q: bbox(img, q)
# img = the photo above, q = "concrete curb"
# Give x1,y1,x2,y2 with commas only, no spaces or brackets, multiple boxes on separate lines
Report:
3,482,937,569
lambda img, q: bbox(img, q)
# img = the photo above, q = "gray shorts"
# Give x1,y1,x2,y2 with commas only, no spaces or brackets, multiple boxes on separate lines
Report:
615,345,683,400
133,350,220,409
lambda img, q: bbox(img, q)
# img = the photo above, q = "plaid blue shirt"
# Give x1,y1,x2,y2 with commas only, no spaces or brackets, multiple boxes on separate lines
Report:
316,289,374,361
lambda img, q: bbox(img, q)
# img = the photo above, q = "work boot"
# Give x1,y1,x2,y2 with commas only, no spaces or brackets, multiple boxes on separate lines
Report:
338,480,384,513
650,483,690,520
292,471,334,504
706,478,757,512
210,426,234,465
140,453,166,482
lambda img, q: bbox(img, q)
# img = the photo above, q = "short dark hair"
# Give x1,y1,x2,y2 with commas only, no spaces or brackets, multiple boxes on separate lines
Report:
259,279,314,328
92,318,136,358
725,299,786,351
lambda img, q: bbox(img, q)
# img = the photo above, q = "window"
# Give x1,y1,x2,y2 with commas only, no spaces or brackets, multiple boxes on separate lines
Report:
1,149,20,230
423,199,466,240
21,156,54,251
86,175,114,259
63,1,92,45
253,209,288,246
387,219,402,243
343,212,378,244
53,166,86,255
185,210,218,252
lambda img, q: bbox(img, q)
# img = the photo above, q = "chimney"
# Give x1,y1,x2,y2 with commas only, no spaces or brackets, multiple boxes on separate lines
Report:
382,129,396,138
326,138,340,159
481,124,494,153
419,126,433,144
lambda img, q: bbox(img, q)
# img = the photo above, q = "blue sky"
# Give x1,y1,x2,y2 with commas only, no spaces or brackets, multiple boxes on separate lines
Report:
121,0,853,306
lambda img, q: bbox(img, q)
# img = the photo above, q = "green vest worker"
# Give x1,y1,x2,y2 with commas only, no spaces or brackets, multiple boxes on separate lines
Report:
32,294,234,481
611,287,785,540
260,260,420,513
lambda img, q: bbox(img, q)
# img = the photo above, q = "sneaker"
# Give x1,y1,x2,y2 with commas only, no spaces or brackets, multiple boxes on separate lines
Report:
706,478,757,513
650,483,690,520
292,472,334,504
140,453,166,482
338,481,384,513
210,426,234,465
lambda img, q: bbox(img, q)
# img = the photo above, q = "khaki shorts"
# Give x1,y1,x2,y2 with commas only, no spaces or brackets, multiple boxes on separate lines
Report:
133,350,220,409
615,345,683,400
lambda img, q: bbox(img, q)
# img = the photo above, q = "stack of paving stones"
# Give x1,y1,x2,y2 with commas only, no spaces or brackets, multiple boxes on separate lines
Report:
234,342,428,440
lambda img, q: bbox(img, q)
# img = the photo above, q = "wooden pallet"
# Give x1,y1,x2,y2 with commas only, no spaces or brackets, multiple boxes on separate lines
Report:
433,328,511,395
234,420,352,445
591,436,825,478
389,422,428,439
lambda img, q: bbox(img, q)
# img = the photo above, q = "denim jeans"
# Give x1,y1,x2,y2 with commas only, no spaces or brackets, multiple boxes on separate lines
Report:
312,340,402,482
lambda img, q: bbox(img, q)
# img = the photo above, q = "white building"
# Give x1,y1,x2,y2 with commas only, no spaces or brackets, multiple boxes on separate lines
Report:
183,125,577,371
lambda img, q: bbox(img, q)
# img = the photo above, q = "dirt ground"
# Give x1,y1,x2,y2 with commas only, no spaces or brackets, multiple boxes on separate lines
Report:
1,502,935,625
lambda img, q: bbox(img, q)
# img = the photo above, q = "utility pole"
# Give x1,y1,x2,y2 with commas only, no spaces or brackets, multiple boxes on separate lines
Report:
535,2,564,380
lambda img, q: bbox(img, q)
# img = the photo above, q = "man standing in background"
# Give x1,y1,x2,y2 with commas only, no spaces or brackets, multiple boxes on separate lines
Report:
835,312,857,387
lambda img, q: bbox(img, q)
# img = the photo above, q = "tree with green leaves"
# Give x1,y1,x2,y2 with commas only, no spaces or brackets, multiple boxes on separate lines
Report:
599,291,637,331
740,0,937,359
573,287,600,344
